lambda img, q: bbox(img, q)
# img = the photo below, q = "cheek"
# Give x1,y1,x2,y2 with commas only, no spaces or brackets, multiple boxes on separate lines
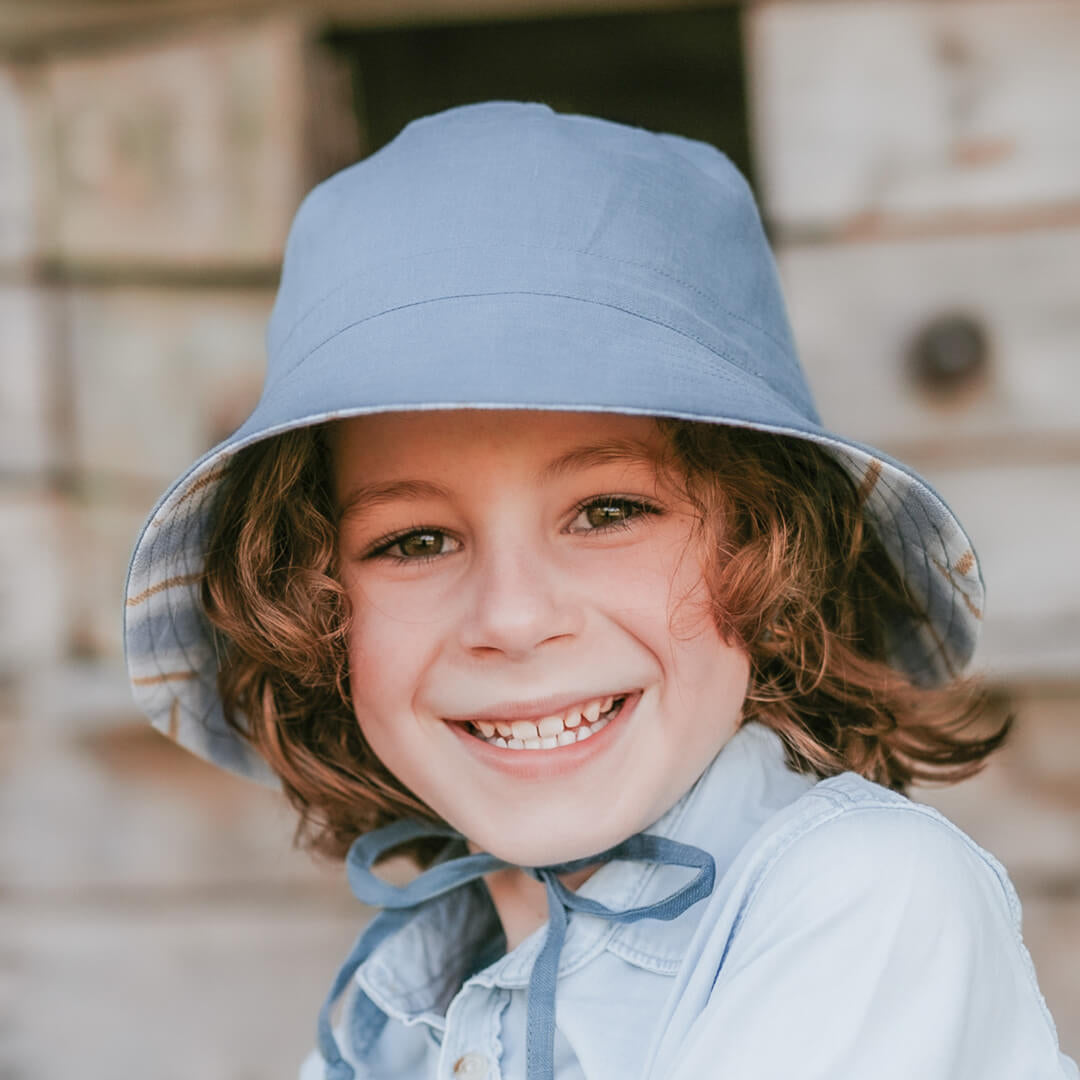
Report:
345,602,426,719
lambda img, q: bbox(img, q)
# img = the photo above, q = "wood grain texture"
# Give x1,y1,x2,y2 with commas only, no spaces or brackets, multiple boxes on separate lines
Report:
776,227,1080,462
2,902,365,1080
0,285,54,473
65,286,271,484
43,15,310,268
0,63,41,264
923,462,1080,680
747,0,1080,235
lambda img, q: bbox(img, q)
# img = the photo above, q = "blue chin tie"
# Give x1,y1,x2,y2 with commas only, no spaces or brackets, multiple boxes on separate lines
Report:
317,818,716,1080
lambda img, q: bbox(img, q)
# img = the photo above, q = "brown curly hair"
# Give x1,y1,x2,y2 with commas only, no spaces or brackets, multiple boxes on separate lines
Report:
200,416,1009,862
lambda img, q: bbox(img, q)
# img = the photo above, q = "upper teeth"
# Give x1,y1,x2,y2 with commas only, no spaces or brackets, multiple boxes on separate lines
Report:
475,695,617,740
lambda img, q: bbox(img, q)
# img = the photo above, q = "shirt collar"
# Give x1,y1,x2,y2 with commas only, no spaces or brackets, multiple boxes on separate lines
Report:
356,722,816,1023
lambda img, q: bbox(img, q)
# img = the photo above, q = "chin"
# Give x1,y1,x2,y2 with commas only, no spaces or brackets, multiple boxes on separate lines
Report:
467,817,635,870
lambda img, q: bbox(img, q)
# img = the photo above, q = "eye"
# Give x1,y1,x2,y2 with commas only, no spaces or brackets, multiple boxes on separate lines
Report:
569,496,661,534
367,528,462,564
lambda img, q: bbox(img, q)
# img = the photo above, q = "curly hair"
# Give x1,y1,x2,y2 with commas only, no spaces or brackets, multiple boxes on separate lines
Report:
200,417,1009,862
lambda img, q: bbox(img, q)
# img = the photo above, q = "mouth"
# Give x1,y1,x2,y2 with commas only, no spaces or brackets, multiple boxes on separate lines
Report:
454,692,636,751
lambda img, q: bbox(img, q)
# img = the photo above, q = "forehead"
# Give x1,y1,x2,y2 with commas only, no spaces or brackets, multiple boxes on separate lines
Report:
330,409,669,482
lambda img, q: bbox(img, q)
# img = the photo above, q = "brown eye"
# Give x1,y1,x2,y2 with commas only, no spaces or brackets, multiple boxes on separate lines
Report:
396,531,446,558
572,497,659,534
586,501,633,527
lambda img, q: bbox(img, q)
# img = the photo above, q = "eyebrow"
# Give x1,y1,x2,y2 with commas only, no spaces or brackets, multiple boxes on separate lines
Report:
337,437,666,523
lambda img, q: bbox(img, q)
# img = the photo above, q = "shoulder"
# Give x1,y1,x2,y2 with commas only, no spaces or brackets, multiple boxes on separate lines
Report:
744,772,1019,923
730,771,1023,945
718,770,1055,1016
660,774,1078,1079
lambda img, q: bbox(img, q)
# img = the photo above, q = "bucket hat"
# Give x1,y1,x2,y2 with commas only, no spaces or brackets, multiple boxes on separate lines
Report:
123,100,984,785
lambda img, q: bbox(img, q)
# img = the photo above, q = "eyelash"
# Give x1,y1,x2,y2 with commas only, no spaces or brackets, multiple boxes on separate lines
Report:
364,496,662,565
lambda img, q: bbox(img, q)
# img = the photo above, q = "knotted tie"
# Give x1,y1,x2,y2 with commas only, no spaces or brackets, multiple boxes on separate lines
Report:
317,818,716,1080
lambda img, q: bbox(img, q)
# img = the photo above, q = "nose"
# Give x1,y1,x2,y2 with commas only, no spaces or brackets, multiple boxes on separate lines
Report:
457,540,583,660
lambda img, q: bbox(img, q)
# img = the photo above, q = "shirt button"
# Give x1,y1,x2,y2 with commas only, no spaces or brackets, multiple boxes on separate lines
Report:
452,1052,490,1078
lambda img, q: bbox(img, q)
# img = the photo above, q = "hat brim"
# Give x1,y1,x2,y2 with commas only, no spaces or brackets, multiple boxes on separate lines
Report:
124,292,983,785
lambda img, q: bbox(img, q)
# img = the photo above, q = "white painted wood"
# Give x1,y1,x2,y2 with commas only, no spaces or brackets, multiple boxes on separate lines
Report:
44,16,310,267
0,495,68,673
2,902,365,1080
0,285,53,472
923,462,1080,680
747,1,1080,232
0,63,41,264
0,704,345,892
66,286,271,484
0,0,720,48
916,687,1080,883
776,227,1080,459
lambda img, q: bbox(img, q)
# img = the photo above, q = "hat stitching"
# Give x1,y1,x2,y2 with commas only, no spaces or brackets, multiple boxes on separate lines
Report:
273,241,794,360
127,571,202,608
275,290,780,391
860,466,956,679
932,559,983,621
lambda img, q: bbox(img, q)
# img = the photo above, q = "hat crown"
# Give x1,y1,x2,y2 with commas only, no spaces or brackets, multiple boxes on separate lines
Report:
266,101,815,422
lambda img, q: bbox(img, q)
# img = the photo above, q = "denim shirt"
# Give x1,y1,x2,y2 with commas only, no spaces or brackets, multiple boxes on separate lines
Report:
301,722,1078,1080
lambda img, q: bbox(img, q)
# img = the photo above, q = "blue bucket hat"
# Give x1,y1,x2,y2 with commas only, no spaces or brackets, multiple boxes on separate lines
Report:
123,100,983,785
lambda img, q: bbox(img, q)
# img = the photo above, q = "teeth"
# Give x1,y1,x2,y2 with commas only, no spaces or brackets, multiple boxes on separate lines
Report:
511,719,540,740
537,714,564,738
468,693,631,750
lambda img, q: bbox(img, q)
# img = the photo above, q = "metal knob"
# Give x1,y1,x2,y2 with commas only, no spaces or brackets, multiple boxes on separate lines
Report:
907,312,990,398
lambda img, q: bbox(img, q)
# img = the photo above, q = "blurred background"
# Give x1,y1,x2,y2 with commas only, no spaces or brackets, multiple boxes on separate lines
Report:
0,0,1078,1076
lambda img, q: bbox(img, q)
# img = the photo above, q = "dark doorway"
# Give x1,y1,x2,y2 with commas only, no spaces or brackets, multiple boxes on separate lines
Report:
326,7,753,188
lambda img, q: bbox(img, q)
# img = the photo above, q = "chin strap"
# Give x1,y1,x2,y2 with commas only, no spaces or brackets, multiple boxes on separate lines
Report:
318,818,716,1080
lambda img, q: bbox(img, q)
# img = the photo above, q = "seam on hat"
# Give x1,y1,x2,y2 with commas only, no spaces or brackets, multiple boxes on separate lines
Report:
277,290,781,393
273,242,794,360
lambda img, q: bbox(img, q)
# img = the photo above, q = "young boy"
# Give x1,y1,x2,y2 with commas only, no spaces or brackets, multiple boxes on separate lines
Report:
125,101,1077,1078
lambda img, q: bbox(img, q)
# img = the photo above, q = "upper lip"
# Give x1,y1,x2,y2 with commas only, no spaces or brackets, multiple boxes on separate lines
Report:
443,688,638,724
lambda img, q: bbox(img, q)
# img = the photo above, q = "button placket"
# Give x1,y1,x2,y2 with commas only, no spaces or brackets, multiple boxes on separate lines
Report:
452,1051,491,1078
442,982,503,1080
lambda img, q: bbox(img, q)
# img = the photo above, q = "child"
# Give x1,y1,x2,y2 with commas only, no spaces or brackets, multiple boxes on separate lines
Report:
123,102,1078,1079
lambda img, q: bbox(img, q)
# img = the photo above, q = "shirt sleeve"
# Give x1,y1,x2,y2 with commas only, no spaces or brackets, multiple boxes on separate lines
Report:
664,803,1078,1080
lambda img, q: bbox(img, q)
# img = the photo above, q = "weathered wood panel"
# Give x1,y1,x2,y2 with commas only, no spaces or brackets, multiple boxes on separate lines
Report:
925,462,1080,680
747,0,1080,234
44,16,309,267
0,284,54,473
0,495,68,673
66,286,270,485
917,686,1080,884
776,227,1080,461
2,902,366,1080
0,0,737,50
0,696,344,892
0,62,40,264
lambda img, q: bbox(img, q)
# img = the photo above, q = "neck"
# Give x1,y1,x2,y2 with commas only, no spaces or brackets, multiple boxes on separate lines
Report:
468,843,600,951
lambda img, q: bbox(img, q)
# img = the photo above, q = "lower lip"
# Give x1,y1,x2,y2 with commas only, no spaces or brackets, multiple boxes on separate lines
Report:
444,691,641,780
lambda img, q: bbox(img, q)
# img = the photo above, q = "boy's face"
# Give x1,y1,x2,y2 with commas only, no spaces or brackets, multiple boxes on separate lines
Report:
333,409,749,867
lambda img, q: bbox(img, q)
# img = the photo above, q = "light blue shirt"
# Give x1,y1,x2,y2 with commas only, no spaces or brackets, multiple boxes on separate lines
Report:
301,722,1078,1079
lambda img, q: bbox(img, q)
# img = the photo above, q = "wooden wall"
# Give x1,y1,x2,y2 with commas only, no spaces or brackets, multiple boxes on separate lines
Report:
1,2,1077,1075
746,1,1080,1054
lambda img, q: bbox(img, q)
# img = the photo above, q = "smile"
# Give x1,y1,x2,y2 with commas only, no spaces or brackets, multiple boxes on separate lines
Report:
464,693,630,750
